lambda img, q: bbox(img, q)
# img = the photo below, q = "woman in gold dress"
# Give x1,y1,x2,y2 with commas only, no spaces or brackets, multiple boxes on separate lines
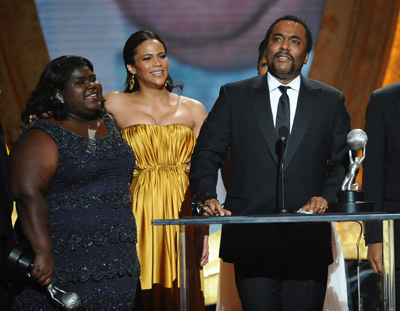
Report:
105,30,208,311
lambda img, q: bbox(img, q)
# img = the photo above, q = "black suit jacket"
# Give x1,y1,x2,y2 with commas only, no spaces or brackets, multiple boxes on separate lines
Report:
0,123,13,242
0,123,13,303
190,74,351,264
363,82,400,267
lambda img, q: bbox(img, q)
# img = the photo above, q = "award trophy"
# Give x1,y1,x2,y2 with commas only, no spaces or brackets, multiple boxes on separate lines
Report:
6,242,82,310
329,129,373,213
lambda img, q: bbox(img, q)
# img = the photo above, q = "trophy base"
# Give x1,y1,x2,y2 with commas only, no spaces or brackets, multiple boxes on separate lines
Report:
328,191,374,213
328,201,374,213
273,208,292,214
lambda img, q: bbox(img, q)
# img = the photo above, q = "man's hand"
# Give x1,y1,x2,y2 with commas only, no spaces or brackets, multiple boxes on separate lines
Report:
367,242,383,274
301,196,328,214
202,198,232,216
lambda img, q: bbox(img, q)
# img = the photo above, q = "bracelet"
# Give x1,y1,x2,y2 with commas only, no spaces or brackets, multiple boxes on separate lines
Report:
191,193,216,216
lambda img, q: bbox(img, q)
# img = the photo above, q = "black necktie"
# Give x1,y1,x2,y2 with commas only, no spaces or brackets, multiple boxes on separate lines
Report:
276,86,290,135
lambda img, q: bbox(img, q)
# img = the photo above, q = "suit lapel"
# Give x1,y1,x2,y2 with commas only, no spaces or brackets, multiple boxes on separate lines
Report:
248,75,319,168
248,75,279,164
283,76,318,171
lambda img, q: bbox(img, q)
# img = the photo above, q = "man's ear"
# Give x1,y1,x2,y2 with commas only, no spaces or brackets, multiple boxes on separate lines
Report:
304,52,309,65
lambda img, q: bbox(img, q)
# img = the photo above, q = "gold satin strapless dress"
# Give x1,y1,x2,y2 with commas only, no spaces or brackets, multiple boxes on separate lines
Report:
121,124,204,311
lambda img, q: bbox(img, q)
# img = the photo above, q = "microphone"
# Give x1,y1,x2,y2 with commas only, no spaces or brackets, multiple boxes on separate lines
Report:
274,126,290,213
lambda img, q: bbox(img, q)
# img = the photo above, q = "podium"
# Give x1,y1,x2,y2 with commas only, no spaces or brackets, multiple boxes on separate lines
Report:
153,212,400,311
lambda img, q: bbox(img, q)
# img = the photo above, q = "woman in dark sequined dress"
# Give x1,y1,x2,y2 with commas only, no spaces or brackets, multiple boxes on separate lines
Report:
10,55,140,310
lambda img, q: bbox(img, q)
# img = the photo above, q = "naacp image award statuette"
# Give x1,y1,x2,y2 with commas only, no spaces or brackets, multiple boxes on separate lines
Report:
329,129,373,213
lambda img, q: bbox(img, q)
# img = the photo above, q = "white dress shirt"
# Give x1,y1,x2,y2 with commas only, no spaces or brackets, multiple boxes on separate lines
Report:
267,72,301,133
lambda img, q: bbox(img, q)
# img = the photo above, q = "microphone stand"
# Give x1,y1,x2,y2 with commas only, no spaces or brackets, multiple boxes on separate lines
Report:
274,126,291,214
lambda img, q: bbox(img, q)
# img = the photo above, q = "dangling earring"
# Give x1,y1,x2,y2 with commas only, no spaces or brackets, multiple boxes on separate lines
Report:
129,75,135,91
55,92,64,104
164,80,168,88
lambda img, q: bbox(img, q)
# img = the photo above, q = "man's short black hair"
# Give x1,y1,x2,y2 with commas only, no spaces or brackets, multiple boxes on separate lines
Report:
264,15,313,53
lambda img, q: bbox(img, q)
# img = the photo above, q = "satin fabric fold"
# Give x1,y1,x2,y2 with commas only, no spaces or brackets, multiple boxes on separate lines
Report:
121,124,204,310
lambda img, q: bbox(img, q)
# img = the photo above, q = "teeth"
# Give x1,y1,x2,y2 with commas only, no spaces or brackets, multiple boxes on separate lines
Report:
151,71,163,75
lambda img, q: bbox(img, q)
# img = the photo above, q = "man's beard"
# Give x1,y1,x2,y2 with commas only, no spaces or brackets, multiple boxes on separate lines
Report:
268,52,299,81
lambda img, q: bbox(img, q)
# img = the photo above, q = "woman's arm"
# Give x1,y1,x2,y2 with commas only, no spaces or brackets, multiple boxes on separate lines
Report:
10,129,59,286
189,99,207,138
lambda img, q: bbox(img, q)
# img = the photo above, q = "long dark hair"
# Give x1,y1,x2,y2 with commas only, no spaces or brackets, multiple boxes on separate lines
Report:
122,30,182,93
21,55,97,124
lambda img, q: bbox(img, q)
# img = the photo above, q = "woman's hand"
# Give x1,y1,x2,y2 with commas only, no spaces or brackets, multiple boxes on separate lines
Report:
28,111,52,123
200,234,209,266
367,242,383,274
32,252,55,286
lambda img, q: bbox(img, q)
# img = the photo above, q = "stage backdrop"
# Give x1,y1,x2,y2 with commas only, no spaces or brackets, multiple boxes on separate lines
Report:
34,0,326,307
34,0,326,111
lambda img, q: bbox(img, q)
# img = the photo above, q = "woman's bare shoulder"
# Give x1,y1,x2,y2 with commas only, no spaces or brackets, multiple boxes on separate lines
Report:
11,128,58,165
177,95,207,128
105,91,130,102
104,91,136,111
179,95,202,106
178,95,205,112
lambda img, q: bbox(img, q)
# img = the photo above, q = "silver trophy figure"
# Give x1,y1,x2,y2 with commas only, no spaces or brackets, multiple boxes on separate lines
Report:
329,129,373,213
341,129,368,191
6,243,82,310
47,283,82,310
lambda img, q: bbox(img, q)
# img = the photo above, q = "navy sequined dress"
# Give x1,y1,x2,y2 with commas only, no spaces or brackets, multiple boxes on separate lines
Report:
13,116,140,310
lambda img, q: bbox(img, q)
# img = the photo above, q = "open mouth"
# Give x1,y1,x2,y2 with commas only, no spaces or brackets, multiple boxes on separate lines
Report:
86,93,99,100
274,53,294,62
151,70,164,76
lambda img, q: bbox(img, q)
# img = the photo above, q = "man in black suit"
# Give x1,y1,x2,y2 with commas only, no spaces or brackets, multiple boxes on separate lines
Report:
0,121,14,307
363,82,400,309
190,15,351,310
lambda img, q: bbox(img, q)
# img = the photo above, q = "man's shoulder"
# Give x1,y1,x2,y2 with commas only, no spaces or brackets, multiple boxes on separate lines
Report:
301,76,344,96
372,81,400,98
222,75,265,90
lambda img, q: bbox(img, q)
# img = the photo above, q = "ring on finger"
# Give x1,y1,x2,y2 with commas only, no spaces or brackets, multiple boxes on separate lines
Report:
202,205,209,212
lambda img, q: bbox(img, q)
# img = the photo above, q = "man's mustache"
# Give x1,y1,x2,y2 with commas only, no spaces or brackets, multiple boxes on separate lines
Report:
272,52,295,62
